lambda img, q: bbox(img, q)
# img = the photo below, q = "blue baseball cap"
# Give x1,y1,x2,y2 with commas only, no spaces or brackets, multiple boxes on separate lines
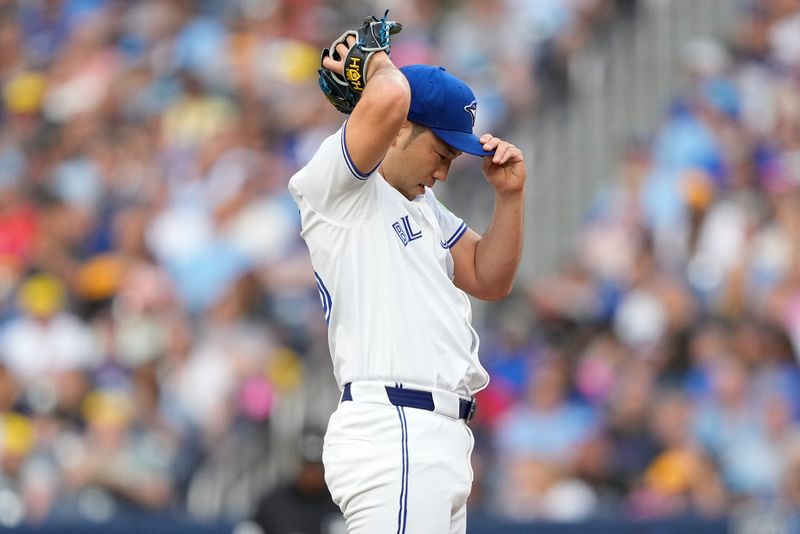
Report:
400,65,493,157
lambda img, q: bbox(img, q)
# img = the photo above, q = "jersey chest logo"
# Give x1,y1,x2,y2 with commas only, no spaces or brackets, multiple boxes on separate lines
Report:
392,215,422,247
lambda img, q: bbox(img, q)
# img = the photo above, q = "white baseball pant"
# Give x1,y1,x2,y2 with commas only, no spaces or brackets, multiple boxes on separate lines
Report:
322,382,475,534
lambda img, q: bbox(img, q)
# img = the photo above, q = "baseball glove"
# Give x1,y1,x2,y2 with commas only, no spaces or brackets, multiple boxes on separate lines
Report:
318,10,402,115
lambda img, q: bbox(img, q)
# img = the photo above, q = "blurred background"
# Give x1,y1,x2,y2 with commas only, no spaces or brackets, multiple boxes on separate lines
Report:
0,0,799,532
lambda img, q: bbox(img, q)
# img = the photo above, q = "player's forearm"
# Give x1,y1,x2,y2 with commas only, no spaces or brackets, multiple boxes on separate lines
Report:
473,189,524,300
342,52,409,174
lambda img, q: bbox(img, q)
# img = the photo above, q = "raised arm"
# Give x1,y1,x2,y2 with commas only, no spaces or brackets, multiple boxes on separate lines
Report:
321,35,410,176
450,135,526,301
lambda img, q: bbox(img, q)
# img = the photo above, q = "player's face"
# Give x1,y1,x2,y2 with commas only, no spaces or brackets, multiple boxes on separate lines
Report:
395,127,461,198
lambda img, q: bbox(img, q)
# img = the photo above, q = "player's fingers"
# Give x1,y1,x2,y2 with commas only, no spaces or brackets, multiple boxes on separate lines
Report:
335,42,350,58
492,143,510,164
345,34,357,47
321,54,340,72
505,146,521,164
494,143,520,164
482,137,500,152
506,146,523,163
481,135,498,149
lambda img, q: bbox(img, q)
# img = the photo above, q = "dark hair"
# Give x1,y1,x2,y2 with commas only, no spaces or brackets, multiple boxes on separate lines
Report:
403,122,428,149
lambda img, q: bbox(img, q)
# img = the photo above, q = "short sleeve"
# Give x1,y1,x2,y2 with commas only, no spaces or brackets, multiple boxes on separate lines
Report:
288,121,380,224
424,188,468,249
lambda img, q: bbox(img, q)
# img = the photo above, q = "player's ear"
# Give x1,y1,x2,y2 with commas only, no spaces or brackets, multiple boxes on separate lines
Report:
393,120,411,146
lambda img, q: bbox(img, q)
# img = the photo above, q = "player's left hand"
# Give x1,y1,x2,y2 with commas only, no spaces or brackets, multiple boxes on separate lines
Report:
479,134,526,196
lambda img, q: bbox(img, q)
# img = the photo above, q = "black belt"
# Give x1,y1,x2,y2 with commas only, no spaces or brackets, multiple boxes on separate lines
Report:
341,383,477,423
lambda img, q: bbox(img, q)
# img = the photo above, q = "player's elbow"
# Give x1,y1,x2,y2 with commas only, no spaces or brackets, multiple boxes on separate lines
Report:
380,77,411,125
474,281,514,302
364,70,410,124
483,286,513,302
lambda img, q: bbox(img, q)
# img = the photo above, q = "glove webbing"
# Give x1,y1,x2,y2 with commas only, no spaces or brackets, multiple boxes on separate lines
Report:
344,11,402,94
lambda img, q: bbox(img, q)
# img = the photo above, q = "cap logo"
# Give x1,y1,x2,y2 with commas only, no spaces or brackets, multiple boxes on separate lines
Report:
464,101,477,127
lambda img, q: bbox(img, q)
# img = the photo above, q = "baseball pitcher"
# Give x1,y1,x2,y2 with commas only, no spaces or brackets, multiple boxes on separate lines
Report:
288,12,526,534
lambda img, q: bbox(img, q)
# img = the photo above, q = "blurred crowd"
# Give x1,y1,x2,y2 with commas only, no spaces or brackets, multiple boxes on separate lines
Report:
0,0,627,528
4,0,800,530
473,0,800,522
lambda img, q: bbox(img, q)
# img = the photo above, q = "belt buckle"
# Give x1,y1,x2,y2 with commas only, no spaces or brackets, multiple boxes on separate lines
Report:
466,397,477,423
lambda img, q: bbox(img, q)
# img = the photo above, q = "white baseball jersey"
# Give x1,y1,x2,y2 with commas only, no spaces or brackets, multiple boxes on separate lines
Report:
288,122,489,397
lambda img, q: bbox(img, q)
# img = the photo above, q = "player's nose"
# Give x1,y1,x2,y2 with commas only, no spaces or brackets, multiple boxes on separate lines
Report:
433,162,451,182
